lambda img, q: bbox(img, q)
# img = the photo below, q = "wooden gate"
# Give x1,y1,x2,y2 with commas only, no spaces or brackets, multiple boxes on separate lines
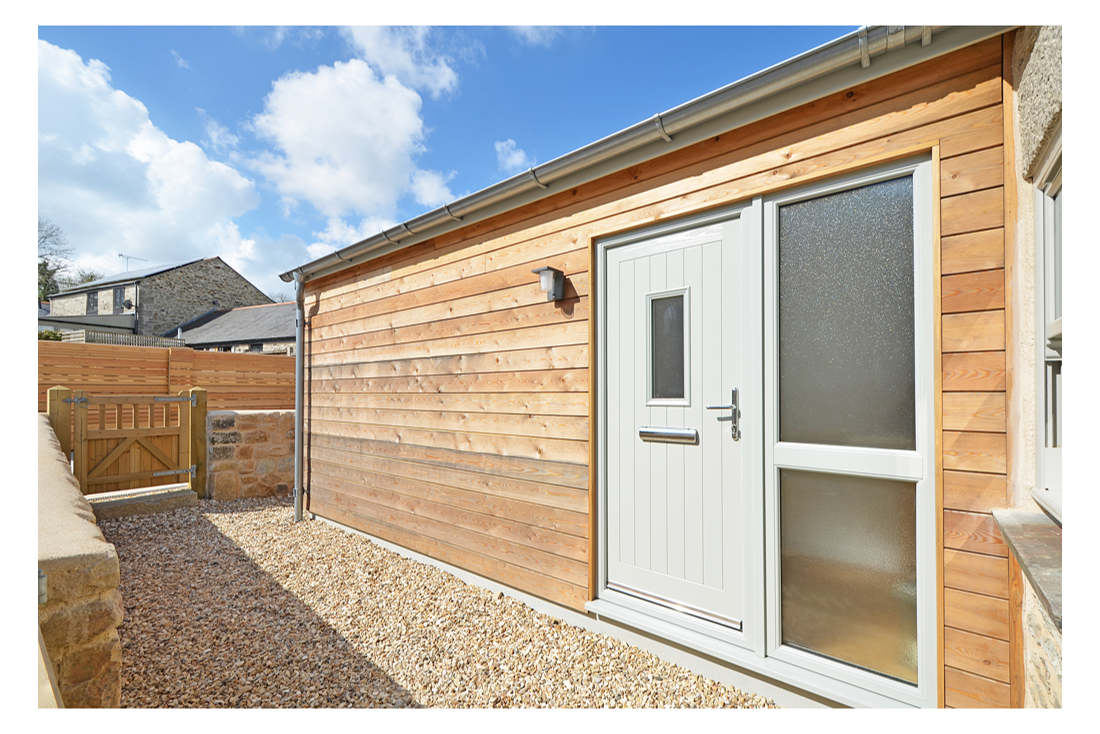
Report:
71,392,195,494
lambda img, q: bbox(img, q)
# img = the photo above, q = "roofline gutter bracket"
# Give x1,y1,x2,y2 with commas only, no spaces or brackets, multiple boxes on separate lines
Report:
858,27,871,68
654,114,673,143
528,168,549,190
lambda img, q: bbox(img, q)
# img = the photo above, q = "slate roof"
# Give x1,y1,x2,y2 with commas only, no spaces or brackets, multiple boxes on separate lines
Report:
52,258,204,296
176,302,295,346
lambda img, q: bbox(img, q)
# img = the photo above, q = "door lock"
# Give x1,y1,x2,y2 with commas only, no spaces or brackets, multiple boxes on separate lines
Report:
706,388,741,441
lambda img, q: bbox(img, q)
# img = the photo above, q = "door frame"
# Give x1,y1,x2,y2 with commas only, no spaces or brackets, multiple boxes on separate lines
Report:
587,155,937,708
592,200,764,653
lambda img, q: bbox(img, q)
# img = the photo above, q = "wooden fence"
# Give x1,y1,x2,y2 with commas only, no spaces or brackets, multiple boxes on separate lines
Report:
61,329,185,348
38,341,294,413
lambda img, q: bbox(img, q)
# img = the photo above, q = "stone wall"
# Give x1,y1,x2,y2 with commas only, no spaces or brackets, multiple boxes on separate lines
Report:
137,257,272,337
1013,26,1062,178
1007,26,1062,506
49,293,86,316
1023,574,1062,707
37,415,122,707
207,410,294,501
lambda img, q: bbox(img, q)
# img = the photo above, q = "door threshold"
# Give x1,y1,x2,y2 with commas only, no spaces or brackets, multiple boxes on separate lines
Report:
586,596,916,708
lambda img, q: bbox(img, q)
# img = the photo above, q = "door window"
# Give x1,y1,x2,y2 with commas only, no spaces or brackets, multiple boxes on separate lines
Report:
648,290,688,402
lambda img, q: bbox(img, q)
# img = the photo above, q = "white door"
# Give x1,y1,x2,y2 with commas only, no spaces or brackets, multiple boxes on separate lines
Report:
602,207,759,630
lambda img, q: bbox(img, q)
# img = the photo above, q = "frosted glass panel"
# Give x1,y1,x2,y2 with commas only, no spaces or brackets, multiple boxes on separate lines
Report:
651,294,685,399
780,469,917,684
778,176,915,450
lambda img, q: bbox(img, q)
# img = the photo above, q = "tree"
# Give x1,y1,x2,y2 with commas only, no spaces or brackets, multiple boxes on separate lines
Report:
38,259,65,301
38,218,71,300
58,269,105,290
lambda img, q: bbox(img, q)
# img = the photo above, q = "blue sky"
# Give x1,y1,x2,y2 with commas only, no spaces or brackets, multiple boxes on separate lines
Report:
38,25,853,297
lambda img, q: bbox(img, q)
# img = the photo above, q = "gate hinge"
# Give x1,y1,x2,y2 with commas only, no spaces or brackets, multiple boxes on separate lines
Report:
151,464,196,479
154,395,197,406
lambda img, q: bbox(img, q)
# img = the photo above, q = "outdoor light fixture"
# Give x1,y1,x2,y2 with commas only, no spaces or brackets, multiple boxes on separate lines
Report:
532,266,565,301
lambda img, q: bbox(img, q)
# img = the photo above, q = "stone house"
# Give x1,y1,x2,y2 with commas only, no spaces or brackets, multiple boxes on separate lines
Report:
46,257,272,337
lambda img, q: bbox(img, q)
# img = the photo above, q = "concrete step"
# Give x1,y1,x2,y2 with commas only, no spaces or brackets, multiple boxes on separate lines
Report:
87,483,198,521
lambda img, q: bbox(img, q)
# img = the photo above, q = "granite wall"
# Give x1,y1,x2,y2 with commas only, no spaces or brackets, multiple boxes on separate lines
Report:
1023,574,1062,707
206,410,294,501
137,257,272,336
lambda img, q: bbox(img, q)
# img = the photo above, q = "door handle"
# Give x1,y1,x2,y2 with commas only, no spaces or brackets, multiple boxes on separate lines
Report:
706,388,741,441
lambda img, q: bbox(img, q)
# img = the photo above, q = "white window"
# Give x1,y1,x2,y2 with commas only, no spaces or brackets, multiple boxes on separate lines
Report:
1034,136,1062,521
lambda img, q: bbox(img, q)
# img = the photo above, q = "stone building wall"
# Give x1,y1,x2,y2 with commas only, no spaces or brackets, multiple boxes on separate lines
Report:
1013,26,1062,178
49,293,86,316
50,283,137,318
137,257,272,336
1023,575,1062,707
207,410,294,501
1007,26,1062,507
37,415,123,707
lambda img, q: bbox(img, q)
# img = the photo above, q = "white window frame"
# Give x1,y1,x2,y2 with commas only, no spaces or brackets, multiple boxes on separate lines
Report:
762,156,936,708
1033,132,1062,521
645,287,691,406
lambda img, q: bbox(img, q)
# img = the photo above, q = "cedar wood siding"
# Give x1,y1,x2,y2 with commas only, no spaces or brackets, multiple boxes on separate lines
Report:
303,33,1014,707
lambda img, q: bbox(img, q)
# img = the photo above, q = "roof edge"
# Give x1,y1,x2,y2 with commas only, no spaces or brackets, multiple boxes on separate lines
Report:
281,25,1014,285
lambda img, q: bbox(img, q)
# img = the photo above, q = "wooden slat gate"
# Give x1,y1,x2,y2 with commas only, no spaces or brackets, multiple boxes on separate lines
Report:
71,391,194,494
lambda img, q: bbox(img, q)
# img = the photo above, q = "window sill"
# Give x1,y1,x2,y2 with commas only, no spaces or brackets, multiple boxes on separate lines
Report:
992,505,1062,631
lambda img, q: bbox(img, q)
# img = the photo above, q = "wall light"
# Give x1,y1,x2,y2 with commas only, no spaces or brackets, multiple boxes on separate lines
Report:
532,266,565,301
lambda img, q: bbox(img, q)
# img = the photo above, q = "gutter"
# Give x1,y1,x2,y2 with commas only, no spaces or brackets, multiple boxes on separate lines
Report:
281,25,1012,286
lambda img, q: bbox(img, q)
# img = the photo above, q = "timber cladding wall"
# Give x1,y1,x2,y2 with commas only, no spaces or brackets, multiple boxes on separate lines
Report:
303,34,1014,706
38,341,294,411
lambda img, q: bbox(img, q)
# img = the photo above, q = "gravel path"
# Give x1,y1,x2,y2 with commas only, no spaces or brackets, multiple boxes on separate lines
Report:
100,497,775,708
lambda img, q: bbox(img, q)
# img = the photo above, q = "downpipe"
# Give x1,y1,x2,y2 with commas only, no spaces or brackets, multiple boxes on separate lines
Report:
293,270,305,522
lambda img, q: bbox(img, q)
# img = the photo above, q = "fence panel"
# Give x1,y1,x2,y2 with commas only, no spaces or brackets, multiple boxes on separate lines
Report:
38,341,293,412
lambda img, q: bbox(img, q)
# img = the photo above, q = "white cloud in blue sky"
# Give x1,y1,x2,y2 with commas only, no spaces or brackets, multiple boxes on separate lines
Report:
37,39,264,287
169,49,189,69
509,27,562,47
494,138,534,174
341,26,458,99
195,108,239,153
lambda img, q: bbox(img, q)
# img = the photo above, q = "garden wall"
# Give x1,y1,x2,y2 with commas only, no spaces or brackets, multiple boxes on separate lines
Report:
207,410,294,500
37,415,122,707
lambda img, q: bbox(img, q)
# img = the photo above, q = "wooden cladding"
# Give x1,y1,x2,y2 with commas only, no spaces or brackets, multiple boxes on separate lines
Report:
302,34,1016,706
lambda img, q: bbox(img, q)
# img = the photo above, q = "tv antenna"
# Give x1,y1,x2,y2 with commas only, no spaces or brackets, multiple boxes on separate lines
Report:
118,252,149,271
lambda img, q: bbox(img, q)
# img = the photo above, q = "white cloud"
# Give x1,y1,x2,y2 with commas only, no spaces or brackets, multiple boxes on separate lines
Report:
341,26,457,98
410,169,454,208
494,138,534,173
248,29,463,256
170,49,189,69
260,26,324,50
306,216,395,260
510,27,562,47
196,107,239,153
249,58,425,220
36,41,285,291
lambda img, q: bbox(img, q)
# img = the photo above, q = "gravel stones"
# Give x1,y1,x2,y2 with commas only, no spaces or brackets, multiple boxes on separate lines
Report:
99,497,776,709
